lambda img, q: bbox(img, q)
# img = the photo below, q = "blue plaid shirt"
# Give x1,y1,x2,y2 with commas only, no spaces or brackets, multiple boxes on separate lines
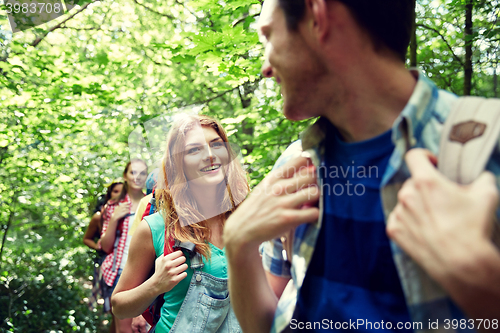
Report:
262,70,500,333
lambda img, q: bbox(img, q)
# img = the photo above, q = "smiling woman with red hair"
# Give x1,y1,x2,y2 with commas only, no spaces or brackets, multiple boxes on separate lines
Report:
111,114,248,333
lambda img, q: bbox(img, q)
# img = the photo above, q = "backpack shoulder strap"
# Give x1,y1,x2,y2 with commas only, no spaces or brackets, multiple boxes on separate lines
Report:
142,218,175,330
438,96,500,185
164,223,175,255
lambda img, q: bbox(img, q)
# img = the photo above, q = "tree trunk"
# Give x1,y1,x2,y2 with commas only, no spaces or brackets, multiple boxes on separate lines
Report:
239,82,256,156
494,64,498,98
0,208,15,267
464,0,474,96
409,0,417,67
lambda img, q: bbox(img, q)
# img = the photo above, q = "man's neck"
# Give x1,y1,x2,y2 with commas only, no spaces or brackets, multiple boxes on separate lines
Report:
323,61,417,143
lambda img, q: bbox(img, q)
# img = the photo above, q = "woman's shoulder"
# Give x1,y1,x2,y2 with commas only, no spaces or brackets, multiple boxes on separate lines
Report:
142,213,165,257
143,212,164,229
89,212,102,228
91,211,101,220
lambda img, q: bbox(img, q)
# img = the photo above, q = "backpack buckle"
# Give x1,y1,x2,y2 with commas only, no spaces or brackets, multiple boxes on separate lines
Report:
173,239,196,259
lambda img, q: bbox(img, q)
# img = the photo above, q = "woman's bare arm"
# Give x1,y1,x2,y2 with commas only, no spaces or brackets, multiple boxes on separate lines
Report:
83,212,101,250
111,219,188,319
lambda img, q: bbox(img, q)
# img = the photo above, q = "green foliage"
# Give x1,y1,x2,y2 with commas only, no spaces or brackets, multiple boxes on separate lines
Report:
1,245,108,332
414,0,500,96
0,0,499,330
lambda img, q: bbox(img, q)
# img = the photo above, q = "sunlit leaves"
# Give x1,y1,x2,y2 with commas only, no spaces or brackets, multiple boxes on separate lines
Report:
2,0,499,330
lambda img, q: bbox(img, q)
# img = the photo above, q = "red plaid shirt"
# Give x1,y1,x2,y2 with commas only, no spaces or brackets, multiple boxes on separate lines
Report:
100,194,132,287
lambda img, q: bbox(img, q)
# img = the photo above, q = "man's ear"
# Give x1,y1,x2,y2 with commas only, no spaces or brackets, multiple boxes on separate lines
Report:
305,0,330,44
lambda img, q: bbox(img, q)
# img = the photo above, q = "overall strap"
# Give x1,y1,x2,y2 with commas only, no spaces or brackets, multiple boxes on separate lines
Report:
190,253,204,270
438,96,500,185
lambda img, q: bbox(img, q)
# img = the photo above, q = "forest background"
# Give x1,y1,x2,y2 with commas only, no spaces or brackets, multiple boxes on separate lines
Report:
0,0,499,331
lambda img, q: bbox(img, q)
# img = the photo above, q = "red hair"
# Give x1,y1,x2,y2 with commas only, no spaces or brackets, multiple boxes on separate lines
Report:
155,115,248,259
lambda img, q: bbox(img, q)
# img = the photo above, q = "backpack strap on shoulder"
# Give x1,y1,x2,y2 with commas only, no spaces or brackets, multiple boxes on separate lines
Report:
438,96,500,185
142,220,176,330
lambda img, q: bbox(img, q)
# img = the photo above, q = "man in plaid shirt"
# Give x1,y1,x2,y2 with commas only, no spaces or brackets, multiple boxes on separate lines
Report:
224,0,500,332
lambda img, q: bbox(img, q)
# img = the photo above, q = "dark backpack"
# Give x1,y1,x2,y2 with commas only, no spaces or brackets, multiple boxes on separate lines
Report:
141,210,197,331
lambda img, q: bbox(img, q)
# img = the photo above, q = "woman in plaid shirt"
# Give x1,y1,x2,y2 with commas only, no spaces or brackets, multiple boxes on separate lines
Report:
101,159,148,333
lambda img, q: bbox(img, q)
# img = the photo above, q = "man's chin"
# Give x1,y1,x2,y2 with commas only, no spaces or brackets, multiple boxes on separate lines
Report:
282,101,317,121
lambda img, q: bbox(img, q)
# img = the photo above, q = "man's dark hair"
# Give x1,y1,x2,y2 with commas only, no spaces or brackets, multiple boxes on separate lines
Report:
278,0,414,62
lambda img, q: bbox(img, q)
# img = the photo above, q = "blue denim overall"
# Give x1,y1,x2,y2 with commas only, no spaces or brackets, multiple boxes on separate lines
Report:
158,252,241,333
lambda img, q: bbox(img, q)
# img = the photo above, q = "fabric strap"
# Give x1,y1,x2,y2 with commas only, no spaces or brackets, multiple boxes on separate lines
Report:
438,96,500,247
438,96,500,185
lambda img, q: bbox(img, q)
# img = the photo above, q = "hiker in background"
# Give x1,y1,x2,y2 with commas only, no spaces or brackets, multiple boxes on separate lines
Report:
101,160,147,333
111,115,248,332
83,181,123,321
84,182,123,253
223,0,500,332
128,168,159,238
128,169,159,333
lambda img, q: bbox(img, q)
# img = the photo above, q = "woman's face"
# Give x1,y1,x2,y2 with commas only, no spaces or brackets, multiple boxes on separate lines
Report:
183,126,229,188
110,184,123,200
124,161,147,191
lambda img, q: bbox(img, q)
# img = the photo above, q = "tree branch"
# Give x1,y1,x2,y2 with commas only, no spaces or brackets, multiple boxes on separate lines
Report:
141,48,167,66
417,23,464,67
196,87,238,104
189,78,263,106
174,0,201,21
63,26,101,31
133,0,175,20
31,1,95,47
232,13,260,28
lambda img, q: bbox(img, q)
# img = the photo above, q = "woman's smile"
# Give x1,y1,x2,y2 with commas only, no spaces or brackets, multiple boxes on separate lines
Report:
200,163,222,173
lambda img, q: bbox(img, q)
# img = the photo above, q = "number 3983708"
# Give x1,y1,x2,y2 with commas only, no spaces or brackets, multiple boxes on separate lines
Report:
5,2,63,14
444,319,498,330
